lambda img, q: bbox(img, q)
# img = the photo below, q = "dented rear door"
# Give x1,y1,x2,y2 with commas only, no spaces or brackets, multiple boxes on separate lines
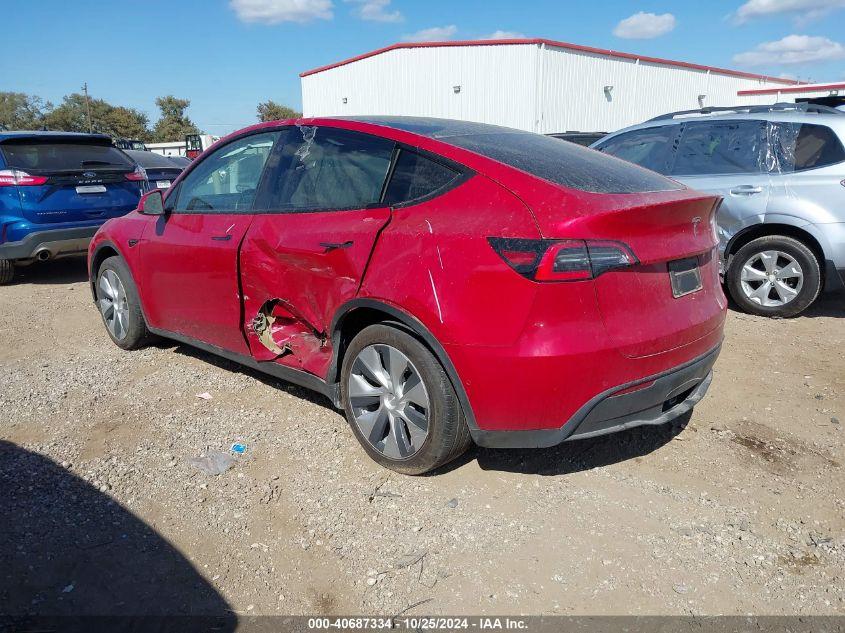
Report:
240,125,396,378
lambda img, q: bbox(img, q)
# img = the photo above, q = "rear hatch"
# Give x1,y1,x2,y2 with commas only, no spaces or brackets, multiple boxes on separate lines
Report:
0,136,142,225
565,190,725,358
440,130,726,359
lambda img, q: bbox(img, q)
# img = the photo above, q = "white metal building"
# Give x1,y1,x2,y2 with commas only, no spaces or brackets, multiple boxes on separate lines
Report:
737,81,845,108
300,38,801,134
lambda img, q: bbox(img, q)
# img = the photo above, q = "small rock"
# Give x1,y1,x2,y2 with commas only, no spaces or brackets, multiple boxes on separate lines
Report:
366,577,377,586
672,583,690,594
446,498,458,508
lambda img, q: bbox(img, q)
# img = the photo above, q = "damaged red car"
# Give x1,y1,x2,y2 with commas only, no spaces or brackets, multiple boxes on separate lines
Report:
88,117,727,474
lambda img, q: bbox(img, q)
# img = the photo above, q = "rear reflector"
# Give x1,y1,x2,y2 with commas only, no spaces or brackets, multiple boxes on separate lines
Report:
489,237,637,282
0,169,48,187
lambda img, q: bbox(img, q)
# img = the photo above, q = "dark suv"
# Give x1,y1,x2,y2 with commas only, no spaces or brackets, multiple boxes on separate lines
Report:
0,131,144,283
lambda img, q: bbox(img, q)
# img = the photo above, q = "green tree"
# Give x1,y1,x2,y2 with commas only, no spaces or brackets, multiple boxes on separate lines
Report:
0,92,50,130
152,95,199,142
43,93,150,140
256,100,301,122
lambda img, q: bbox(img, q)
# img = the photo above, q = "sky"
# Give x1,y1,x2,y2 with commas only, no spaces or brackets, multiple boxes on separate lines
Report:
2,0,844,136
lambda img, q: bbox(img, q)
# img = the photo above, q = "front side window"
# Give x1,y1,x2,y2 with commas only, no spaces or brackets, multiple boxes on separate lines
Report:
593,126,677,175
265,126,395,211
383,150,460,206
672,121,765,176
174,131,279,212
770,122,845,172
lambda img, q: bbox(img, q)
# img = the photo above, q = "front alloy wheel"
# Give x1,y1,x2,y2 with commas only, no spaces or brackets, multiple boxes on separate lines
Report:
95,256,153,350
726,235,821,318
739,250,803,308
98,268,130,341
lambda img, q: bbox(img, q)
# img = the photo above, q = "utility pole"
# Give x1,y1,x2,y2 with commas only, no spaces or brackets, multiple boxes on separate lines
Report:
82,82,93,133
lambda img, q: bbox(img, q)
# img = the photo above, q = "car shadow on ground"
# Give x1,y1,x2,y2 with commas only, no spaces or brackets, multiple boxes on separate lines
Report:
435,412,691,477
164,341,338,412
726,289,845,319
0,440,237,629
163,339,691,476
9,256,89,285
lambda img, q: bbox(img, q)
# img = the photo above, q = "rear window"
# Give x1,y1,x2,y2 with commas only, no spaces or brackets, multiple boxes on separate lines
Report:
771,123,845,172
594,126,677,175
1,142,134,173
124,150,182,170
672,121,765,176
383,150,460,206
445,132,681,193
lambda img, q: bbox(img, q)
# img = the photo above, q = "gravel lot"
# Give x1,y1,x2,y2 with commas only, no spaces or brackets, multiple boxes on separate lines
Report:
1,257,843,618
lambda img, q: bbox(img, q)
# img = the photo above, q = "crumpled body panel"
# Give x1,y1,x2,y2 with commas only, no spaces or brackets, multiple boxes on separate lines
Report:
239,208,391,378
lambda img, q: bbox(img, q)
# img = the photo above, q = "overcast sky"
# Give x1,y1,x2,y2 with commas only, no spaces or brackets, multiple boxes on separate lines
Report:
3,0,844,135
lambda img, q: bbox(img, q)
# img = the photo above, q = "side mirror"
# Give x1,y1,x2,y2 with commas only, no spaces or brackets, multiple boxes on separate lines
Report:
138,189,165,216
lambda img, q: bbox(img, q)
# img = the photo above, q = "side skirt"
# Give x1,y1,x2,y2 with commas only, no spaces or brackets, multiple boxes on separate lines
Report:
148,327,342,407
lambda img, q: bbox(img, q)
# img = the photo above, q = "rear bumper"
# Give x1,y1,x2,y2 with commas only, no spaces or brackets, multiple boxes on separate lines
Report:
0,226,99,260
471,344,720,448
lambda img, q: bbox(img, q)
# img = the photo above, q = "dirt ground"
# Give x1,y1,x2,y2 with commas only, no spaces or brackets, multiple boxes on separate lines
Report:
1,256,843,618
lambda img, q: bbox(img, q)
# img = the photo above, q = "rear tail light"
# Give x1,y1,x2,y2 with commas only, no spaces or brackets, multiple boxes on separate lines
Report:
0,169,48,187
489,238,637,282
124,166,147,182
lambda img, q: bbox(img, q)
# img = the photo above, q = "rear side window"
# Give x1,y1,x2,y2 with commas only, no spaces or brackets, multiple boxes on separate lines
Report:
267,126,394,211
446,132,681,193
771,123,845,172
594,126,677,175
1,142,133,172
383,150,460,206
174,131,280,212
672,121,765,176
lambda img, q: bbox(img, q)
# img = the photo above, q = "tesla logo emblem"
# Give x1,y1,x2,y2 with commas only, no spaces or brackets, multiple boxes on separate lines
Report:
82,171,96,178
691,216,702,236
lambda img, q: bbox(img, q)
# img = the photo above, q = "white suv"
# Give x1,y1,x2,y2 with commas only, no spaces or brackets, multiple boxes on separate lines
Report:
593,103,845,317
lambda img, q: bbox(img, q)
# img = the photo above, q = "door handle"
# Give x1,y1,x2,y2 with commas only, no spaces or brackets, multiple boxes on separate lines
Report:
319,240,354,252
730,185,763,195
211,235,232,241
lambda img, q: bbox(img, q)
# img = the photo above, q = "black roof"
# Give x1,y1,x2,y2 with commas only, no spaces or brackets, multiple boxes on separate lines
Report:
0,131,113,145
340,116,528,139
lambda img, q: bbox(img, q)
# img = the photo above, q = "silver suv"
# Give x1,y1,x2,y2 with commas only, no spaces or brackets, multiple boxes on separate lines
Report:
593,104,845,317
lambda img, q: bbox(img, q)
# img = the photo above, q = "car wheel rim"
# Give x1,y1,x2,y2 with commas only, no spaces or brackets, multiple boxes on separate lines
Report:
348,344,430,460
739,250,804,308
98,269,129,340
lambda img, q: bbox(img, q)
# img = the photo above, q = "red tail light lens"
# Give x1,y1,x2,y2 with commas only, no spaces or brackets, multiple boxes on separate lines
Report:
0,169,49,187
489,238,637,282
124,166,147,182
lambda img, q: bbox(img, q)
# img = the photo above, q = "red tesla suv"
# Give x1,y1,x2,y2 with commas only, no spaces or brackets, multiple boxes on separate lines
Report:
88,117,727,474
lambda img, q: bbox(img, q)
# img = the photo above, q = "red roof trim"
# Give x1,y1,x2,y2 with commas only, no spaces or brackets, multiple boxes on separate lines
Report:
299,38,801,85
738,82,845,96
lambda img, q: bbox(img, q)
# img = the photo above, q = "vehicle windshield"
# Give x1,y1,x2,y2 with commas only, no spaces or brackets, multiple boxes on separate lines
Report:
1,141,134,172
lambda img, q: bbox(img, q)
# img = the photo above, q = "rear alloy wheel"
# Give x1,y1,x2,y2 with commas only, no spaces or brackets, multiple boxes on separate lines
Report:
0,259,13,285
726,235,821,318
96,256,152,350
341,324,471,475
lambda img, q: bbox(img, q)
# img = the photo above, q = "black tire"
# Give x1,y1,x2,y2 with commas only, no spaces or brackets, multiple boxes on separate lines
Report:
0,259,14,285
726,235,821,318
95,256,153,350
341,324,472,475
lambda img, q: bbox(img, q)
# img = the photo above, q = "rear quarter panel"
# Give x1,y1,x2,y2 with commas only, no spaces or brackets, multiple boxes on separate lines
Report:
359,174,541,347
